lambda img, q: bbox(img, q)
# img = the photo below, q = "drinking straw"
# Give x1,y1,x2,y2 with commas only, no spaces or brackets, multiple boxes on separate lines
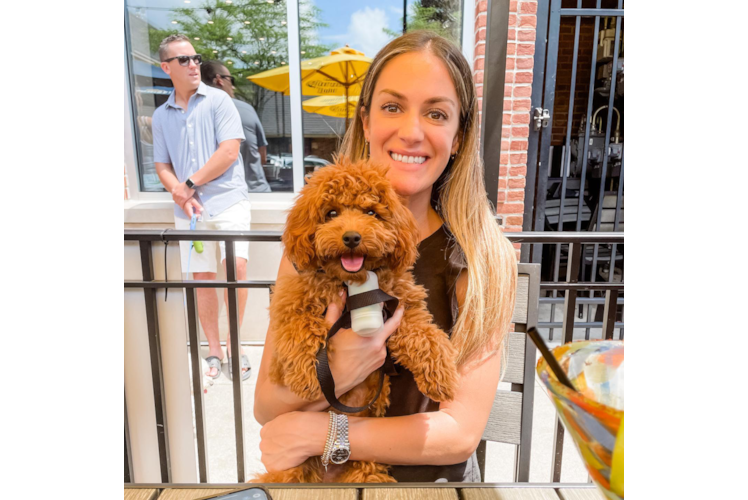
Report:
526,327,577,391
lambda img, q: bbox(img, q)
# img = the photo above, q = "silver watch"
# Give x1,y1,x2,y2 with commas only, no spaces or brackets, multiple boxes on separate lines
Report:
329,414,350,464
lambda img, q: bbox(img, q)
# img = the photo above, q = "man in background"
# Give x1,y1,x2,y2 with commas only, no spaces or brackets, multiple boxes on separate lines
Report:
201,60,272,193
152,35,252,381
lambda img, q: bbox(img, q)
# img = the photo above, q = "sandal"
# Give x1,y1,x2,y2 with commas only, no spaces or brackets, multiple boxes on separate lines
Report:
205,356,222,380
227,354,251,381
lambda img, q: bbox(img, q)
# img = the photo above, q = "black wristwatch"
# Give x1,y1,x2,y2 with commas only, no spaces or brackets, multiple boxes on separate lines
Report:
186,178,197,189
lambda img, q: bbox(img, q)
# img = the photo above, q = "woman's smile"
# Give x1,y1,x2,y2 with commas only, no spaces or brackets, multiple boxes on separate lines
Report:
388,150,431,170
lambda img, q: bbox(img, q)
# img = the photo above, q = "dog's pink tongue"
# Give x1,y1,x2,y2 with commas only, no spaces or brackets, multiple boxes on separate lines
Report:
341,253,364,272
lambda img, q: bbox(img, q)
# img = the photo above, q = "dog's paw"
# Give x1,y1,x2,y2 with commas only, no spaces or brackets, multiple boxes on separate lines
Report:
416,378,457,402
413,358,459,402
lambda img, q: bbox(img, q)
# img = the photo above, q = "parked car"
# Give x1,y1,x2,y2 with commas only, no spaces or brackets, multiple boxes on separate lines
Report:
303,155,332,178
262,154,332,191
264,154,331,180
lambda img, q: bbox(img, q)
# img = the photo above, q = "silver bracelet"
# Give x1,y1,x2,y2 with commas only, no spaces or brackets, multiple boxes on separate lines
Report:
321,411,337,471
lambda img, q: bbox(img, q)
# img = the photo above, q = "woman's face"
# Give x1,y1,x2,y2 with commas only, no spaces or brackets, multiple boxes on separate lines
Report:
362,51,461,200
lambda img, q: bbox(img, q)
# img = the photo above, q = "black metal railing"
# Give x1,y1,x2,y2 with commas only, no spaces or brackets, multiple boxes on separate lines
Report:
124,230,623,484
515,233,623,482
125,230,279,483
522,1,624,360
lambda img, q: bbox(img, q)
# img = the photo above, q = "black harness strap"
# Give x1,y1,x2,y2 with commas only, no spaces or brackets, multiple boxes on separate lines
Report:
315,288,400,414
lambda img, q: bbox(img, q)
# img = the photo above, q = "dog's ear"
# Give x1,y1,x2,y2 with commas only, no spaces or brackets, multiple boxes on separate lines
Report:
282,185,319,271
388,192,420,274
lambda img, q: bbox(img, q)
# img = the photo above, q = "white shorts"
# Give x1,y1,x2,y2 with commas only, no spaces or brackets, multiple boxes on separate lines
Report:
175,200,251,274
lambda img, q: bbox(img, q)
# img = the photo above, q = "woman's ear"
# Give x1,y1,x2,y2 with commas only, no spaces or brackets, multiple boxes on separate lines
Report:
360,106,370,141
451,129,460,155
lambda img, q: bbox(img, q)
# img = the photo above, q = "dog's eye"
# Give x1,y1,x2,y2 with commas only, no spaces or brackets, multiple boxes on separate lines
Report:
326,210,338,220
366,210,377,217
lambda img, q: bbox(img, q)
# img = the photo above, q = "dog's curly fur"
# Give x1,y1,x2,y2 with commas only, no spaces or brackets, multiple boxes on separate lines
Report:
254,158,459,483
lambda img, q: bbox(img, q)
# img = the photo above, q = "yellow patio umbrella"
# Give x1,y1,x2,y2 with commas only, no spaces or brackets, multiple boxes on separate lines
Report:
302,95,360,120
248,45,371,129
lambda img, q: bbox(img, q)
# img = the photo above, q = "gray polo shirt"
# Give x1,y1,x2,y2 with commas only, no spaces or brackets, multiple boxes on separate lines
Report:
233,98,271,193
152,82,249,220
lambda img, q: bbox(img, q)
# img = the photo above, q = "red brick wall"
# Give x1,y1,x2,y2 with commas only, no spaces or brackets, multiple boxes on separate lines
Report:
552,0,623,143
474,0,537,241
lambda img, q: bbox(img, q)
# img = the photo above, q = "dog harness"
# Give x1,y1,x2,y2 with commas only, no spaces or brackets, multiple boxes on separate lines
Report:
316,286,400,414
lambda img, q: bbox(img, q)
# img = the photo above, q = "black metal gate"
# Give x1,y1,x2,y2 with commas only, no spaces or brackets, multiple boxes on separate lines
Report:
522,0,624,341
520,0,624,482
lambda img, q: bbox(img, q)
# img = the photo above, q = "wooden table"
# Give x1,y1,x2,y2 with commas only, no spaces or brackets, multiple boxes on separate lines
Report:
125,484,607,500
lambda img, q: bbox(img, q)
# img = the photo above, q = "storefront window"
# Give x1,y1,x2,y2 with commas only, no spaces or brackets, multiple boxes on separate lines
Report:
125,0,293,192
125,0,464,194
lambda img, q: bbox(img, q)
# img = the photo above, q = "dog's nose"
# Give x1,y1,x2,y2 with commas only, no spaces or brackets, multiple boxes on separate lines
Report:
343,231,361,249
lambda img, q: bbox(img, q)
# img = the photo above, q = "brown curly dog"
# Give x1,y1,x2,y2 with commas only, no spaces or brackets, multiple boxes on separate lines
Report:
254,158,459,483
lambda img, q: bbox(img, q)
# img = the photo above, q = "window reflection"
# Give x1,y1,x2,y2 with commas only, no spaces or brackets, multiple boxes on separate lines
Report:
126,0,463,193
126,0,294,192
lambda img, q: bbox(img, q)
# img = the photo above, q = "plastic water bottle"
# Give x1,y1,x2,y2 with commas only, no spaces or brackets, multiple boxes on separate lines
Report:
346,271,384,337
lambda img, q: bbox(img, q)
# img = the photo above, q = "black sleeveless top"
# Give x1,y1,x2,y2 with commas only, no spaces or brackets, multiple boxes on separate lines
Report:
385,224,481,482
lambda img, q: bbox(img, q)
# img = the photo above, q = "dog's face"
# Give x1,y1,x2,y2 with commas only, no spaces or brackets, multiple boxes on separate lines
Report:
282,159,420,283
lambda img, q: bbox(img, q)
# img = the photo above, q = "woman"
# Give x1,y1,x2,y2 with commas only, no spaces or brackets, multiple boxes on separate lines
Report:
253,31,517,482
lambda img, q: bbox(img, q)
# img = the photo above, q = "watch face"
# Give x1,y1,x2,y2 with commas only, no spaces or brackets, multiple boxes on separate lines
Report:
330,447,350,464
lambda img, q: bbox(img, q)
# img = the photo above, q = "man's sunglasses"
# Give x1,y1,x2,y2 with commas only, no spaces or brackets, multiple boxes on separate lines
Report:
218,74,236,85
164,54,203,66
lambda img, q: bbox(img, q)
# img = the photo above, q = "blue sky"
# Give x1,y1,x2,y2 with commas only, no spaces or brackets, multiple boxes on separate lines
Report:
128,0,412,60
310,0,410,58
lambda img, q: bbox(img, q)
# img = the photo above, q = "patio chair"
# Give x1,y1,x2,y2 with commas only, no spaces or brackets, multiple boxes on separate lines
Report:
581,193,623,281
544,179,592,229
476,263,541,482
552,192,623,280
587,192,624,232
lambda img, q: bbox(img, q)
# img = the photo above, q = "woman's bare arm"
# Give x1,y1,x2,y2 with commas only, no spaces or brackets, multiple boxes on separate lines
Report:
344,270,502,465
259,271,506,470
347,345,502,465
260,339,503,470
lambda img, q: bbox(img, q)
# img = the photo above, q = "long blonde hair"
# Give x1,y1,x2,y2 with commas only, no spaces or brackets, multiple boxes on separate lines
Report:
339,31,517,367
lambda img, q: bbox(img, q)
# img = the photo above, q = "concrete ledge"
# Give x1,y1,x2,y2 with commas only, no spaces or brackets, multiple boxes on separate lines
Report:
124,199,294,225
124,201,174,224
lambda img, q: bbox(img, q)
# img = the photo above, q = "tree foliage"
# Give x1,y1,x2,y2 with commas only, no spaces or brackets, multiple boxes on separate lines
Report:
149,0,331,115
384,0,462,45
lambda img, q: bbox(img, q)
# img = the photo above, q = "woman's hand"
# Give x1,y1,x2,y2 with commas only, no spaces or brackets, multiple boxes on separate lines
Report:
259,411,328,472
325,289,404,396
